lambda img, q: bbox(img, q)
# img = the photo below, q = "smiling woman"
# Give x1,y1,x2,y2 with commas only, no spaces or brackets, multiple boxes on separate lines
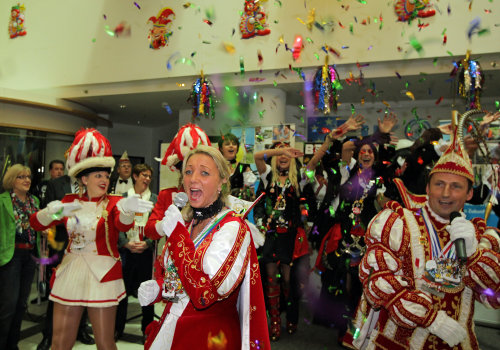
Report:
0,164,41,350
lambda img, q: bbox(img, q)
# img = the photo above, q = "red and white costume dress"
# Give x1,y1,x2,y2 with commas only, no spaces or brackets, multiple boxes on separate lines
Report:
345,200,500,350
144,208,270,350
30,193,134,306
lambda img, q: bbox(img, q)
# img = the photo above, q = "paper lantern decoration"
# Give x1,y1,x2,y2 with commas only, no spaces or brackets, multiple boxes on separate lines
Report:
8,3,26,39
190,72,216,120
240,0,271,39
312,62,342,114
394,0,435,22
457,51,484,110
147,7,175,49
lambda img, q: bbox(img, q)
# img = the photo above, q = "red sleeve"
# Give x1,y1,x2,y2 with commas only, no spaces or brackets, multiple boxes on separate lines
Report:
145,188,177,240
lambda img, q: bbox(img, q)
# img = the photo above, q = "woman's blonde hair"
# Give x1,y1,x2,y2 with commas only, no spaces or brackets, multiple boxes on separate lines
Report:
2,164,31,190
180,145,231,221
271,152,299,195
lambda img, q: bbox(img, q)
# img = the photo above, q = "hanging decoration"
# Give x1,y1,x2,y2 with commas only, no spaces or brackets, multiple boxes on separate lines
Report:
312,58,343,115
457,51,484,110
8,3,26,39
147,7,175,49
240,0,271,39
189,71,216,120
394,0,435,22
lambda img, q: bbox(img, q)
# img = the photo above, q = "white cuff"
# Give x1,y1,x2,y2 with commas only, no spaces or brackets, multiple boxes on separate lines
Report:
119,212,134,225
37,209,55,227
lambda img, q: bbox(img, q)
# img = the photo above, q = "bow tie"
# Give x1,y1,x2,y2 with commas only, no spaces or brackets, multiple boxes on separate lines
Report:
119,179,128,184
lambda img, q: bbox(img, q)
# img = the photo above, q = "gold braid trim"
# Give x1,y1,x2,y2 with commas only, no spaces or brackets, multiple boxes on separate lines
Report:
102,198,120,261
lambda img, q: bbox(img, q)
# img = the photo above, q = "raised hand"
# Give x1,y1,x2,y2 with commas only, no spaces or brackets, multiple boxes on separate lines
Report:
281,147,304,158
117,194,154,215
480,112,500,132
378,113,398,134
438,123,453,135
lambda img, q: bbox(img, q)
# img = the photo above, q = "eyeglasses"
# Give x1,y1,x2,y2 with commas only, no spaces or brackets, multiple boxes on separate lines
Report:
140,173,152,179
16,175,32,180
360,149,373,155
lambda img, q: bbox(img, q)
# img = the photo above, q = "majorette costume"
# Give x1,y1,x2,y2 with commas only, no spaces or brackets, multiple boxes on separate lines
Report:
144,207,270,350
345,128,500,349
30,129,134,307
145,123,211,240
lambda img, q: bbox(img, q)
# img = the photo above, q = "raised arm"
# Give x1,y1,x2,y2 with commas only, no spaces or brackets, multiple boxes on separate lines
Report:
254,147,304,175
306,114,364,172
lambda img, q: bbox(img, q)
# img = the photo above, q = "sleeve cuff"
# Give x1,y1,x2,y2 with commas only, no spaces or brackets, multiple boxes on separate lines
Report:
37,209,55,227
119,212,134,225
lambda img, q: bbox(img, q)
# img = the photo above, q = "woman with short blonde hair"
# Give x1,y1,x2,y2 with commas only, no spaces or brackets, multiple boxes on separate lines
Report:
0,164,41,350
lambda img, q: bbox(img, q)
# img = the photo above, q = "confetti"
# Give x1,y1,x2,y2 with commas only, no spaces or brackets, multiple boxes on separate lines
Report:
410,37,423,53
133,2,141,10
406,91,415,100
435,96,443,105
222,42,236,54
239,56,245,76
161,102,173,114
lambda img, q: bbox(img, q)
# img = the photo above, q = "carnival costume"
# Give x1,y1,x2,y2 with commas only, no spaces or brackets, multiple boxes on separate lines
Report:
346,128,500,350
315,141,387,337
254,162,309,340
143,208,270,350
30,129,144,307
31,193,133,306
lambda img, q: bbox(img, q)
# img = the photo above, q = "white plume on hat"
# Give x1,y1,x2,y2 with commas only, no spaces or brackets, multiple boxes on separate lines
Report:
65,128,115,178
159,123,211,171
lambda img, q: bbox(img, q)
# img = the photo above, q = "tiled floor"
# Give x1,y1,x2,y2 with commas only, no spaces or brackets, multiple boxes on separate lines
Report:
18,259,500,350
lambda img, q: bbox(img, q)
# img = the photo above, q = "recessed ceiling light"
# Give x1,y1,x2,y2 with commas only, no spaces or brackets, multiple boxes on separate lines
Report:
120,104,127,109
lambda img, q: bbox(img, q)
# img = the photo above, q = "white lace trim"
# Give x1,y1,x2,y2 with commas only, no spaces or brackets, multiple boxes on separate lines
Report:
424,202,450,224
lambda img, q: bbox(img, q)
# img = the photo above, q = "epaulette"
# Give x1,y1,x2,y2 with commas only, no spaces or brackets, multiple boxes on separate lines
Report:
385,200,405,217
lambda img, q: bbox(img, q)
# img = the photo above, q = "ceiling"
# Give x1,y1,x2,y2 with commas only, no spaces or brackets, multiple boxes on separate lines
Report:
65,68,500,128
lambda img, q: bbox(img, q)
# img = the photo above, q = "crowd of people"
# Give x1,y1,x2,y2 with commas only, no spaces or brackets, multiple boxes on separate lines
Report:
0,115,499,350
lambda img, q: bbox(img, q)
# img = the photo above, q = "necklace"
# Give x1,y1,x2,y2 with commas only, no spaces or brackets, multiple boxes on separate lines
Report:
349,172,375,220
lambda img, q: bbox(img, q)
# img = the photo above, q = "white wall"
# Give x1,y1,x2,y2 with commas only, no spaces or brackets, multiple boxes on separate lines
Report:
1,0,498,91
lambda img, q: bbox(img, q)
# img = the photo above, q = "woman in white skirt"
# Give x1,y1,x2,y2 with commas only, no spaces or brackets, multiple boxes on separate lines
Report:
30,129,153,350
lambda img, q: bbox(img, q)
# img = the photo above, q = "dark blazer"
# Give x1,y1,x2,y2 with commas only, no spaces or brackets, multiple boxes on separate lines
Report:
44,175,72,245
45,175,71,204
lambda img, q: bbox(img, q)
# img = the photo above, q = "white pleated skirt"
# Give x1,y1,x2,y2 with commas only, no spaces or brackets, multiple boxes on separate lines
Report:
49,252,126,307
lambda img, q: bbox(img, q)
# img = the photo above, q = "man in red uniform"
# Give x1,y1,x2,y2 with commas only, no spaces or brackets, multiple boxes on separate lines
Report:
346,127,500,349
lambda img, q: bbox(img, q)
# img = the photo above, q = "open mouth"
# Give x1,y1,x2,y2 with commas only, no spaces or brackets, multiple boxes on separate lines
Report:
98,184,107,190
190,188,202,200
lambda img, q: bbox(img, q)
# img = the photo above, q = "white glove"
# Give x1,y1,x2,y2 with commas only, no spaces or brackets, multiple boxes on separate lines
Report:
428,310,466,347
447,216,478,258
157,204,185,238
46,200,82,218
117,194,154,215
138,280,160,306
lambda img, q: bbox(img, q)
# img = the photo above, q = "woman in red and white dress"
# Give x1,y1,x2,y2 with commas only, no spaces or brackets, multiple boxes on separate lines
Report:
30,129,153,350
139,145,270,350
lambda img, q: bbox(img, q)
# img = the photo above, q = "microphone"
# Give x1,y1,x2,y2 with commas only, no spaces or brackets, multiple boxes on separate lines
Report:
173,192,189,211
450,211,467,263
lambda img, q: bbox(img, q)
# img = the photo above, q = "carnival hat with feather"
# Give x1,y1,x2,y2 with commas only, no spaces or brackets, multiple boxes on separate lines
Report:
65,128,115,178
158,123,211,171
429,125,474,182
